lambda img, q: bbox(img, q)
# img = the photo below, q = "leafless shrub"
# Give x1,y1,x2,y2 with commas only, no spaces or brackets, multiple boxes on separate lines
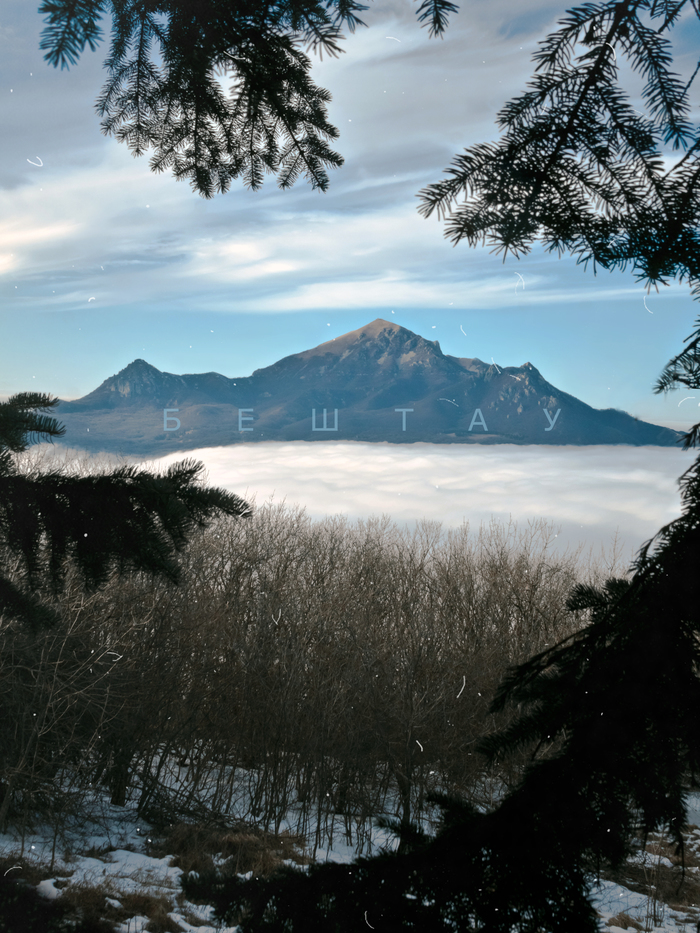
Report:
3,445,635,855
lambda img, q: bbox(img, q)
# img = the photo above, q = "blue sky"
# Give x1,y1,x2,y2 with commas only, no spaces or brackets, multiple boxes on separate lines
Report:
2,0,700,429
4,0,700,574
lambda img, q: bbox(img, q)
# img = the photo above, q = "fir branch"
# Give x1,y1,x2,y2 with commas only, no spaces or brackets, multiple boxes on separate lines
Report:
39,0,105,69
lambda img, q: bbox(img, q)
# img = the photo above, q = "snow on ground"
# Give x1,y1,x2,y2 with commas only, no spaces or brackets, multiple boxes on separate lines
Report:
2,783,700,932
0,774,401,933
0,793,224,932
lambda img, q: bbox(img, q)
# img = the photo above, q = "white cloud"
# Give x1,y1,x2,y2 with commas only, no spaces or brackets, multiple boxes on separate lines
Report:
136,441,696,576
0,220,81,258
189,243,302,280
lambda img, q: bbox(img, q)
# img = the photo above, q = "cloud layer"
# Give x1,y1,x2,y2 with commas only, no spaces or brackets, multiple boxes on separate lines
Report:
116,442,699,579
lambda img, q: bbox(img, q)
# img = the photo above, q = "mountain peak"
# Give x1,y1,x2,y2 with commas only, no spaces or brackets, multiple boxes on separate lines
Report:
312,318,411,351
249,318,447,382
119,358,162,374
361,317,399,330
52,319,684,452
309,317,442,357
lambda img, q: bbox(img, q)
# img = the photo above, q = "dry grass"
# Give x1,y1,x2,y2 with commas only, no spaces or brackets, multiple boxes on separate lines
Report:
0,817,313,932
82,842,117,860
16,874,185,933
149,819,312,876
600,825,700,929
5,817,700,931
0,851,189,932
56,881,115,928
120,892,185,933
172,894,212,927
607,911,644,930
0,859,116,932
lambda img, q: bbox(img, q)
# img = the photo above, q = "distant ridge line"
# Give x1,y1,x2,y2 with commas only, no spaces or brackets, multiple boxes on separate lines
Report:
51,318,684,455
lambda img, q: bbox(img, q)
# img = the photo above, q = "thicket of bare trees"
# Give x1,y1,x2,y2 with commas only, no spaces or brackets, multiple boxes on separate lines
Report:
0,445,632,857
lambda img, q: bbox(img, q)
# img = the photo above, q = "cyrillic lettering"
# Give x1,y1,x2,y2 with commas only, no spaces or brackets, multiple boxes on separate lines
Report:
468,409,488,432
312,409,338,431
239,409,254,432
163,409,180,431
395,408,414,431
544,409,561,431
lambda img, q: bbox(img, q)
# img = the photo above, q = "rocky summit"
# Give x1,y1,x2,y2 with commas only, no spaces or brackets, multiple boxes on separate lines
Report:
53,319,683,455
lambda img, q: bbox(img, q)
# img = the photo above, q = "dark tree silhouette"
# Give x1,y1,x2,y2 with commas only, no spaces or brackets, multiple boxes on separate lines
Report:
416,0,700,448
0,392,252,821
0,392,251,634
37,0,458,197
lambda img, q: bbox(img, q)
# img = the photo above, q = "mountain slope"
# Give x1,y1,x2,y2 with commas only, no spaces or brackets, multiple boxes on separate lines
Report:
54,319,684,455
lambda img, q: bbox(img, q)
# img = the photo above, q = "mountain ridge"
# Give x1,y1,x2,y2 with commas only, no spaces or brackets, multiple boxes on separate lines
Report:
53,318,684,455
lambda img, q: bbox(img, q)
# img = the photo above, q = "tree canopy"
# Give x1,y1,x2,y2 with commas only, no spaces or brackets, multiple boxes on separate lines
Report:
415,0,700,448
38,0,458,195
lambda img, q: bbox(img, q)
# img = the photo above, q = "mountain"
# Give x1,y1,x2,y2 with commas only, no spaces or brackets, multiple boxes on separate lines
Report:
53,318,684,456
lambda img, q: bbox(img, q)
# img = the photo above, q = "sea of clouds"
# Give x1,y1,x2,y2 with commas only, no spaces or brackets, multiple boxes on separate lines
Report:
136,441,698,582
19,437,699,588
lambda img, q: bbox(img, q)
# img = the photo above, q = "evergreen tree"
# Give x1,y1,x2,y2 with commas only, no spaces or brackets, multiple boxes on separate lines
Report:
37,0,458,197
416,0,700,448
181,437,700,932
0,392,252,822
0,391,251,633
